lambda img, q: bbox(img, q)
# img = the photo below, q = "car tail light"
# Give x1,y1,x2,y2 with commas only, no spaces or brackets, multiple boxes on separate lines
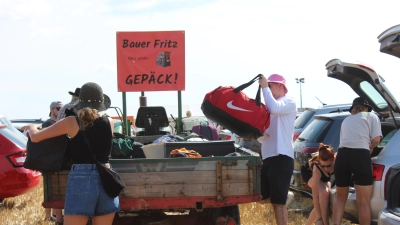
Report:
225,135,232,140
6,151,27,167
293,132,301,141
301,147,319,155
372,163,385,181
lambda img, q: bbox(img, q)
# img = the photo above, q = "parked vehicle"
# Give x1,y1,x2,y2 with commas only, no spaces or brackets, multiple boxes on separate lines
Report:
296,111,303,119
10,118,45,131
0,115,41,201
325,58,400,224
293,104,351,141
378,163,400,225
11,118,45,137
375,23,400,225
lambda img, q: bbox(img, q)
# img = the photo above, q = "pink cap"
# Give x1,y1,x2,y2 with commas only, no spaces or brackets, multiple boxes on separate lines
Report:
267,74,288,94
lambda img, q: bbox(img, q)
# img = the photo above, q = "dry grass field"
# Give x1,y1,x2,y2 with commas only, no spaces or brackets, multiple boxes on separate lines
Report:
0,178,357,225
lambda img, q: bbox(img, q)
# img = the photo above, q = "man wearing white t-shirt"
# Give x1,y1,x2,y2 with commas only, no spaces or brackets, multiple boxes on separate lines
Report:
258,74,297,225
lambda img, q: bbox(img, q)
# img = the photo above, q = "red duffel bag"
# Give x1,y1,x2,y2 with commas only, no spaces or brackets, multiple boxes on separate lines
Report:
201,74,270,140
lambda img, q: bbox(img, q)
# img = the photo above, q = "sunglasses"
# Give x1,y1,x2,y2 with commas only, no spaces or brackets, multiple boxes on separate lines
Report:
53,107,62,111
268,83,272,88
320,164,332,169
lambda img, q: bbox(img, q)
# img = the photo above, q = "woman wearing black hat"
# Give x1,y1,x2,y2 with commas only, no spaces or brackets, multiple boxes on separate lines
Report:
22,82,118,225
332,97,382,225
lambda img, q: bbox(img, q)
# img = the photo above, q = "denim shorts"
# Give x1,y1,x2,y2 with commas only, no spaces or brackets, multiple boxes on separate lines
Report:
64,164,120,217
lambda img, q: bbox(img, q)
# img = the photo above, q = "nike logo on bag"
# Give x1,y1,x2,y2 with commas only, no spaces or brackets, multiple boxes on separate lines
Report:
227,101,253,112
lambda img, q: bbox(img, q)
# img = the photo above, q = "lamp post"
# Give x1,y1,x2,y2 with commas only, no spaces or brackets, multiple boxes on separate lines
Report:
295,78,305,109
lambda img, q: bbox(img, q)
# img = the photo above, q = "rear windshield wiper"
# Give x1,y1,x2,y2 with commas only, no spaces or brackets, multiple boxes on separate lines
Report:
297,137,307,141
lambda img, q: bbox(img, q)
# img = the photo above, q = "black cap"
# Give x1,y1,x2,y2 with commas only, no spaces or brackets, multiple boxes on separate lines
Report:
350,97,372,112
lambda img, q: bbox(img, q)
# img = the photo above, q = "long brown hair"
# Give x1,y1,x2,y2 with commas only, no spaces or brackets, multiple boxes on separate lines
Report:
309,143,335,170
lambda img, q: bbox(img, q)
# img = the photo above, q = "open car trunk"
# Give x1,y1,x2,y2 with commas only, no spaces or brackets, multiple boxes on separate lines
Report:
378,24,400,59
325,59,400,115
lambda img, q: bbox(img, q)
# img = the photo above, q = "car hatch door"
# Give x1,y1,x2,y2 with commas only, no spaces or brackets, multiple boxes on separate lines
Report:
325,59,400,115
378,24,400,58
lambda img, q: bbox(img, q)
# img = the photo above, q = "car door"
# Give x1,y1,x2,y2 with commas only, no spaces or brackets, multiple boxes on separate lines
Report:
325,58,400,115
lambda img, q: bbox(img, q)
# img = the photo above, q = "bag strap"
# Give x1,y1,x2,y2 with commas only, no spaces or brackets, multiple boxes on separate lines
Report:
233,74,262,93
233,74,263,106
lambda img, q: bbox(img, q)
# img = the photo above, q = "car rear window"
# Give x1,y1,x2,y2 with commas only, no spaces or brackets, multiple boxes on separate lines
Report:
378,129,397,148
294,110,316,129
0,117,27,147
298,118,331,143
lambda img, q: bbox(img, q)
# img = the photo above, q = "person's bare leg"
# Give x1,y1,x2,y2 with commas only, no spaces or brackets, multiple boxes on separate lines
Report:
55,208,63,223
92,213,116,225
272,203,287,225
305,208,317,225
64,215,89,225
319,182,330,225
355,184,372,225
45,208,53,219
332,186,349,225
305,175,317,225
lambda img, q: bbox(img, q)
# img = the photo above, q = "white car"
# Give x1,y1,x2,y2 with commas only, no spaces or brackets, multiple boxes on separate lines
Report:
376,24,400,225
378,163,400,225
325,58,400,224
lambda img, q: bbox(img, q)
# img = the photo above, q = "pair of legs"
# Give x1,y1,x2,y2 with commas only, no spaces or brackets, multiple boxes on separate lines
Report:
45,208,63,223
260,155,293,225
333,148,373,225
332,185,372,225
64,213,115,225
45,207,54,220
305,179,331,225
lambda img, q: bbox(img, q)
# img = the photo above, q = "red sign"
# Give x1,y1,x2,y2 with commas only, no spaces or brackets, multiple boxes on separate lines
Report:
116,31,185,92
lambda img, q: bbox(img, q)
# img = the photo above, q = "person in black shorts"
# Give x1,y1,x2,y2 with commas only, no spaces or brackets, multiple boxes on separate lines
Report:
332,97,382,225
303,143,335,225
258,74,297,225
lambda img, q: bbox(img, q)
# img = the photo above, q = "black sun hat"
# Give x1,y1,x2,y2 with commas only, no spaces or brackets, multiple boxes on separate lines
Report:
74,82,111,111
350,97,372,112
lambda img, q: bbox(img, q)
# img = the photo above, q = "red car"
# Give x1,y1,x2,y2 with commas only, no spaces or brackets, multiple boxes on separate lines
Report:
0,115,41,201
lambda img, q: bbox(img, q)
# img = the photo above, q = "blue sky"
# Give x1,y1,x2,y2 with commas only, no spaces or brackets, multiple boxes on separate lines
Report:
1,0,400,120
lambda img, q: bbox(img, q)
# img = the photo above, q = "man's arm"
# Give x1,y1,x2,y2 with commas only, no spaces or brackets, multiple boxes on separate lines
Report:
370,136,381,154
